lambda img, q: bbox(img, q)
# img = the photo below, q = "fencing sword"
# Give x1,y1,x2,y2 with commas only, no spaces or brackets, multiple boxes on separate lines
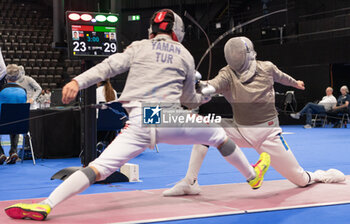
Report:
186,8,288,80
1,9,288,127
0,102,127,128
184,11,212,82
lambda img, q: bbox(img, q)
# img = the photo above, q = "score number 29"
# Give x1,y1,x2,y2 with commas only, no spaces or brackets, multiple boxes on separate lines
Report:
73,42,117,53
103,42,117,53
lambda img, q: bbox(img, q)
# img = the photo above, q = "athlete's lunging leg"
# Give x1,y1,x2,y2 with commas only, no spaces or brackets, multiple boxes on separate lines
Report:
164,37,345,196
5,11,271,221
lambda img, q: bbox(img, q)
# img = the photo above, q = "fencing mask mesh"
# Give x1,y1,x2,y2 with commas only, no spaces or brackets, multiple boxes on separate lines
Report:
224,37,257,83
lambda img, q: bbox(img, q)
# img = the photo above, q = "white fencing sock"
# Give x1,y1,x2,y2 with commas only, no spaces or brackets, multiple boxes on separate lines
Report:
41,167,96,208
184,144,209,184
218,139,255,181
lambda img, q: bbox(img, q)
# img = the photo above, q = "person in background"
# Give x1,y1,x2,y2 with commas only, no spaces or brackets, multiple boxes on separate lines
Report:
37,89,51,108
43,89,51,108
15,65,42,153
332,85,350,113
5,10,271,221
0,49,6,88
329,85,350,128
96,79,118,149
96,79,117,104
16,66,42,109
0,64,27,164
37,89,46,108
290,87,337,128
163,37,345,197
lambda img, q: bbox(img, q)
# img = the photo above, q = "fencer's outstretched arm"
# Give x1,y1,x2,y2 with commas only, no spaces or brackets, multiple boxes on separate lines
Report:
182,67,231,107
207,67,231,94
74,44,136,90
62,81,79,104
270,62,305,90
62,42,136,104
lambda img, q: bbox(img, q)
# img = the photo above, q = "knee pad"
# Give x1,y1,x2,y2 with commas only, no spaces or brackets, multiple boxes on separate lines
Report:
218,139,236,157
81,167,97,185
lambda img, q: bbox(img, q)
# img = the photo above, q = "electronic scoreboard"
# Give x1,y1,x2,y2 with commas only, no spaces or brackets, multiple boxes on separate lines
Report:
66,11,119,59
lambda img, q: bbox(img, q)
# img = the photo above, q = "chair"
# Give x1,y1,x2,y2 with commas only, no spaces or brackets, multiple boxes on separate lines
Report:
4,42,12,51
32,66,40,75
28,58,36,67
53,51,60,59
23,50,31,58
12,58,20,65
31,50,38,58
97,102,127,132
43,59,51,67
46,74,54,83
64,59,72,67
23,35,30,43
38,75,46,83
283,91,297,113
48,66,56,75
17,51,25,60
54,74,62,82
320,110,350,128
4,58,11,65
312,113,328,128
12,42,19,51
40,66,48,75
50,59,58,67
42,43,50,51
56,66,64,75
41,82,49,89
7,50,15,58
338,112,349,128
8,35,16,43
36,59,43,67
330,112,350,128
74,66,81,74
34,43,42,51
27,43,34,51
66,67,74,76
24,66,32,75
96,102,128,154
38,51,46,59
0,103,35,164
49,82,57,88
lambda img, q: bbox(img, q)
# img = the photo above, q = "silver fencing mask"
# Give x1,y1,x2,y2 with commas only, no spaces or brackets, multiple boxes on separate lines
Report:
224,37,257,83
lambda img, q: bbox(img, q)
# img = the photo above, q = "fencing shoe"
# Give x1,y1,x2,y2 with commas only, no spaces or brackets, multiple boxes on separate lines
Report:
163,179,201,197
6,153,18,165
248,152,271,189
5,203,51,221
304,124,312,129
314,169,346,183
290,113,301,119
0,154,6,165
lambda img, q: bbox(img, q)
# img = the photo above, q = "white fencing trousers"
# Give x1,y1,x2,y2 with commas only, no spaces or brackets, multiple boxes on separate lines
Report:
222,117,310,187
90,112,226,181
